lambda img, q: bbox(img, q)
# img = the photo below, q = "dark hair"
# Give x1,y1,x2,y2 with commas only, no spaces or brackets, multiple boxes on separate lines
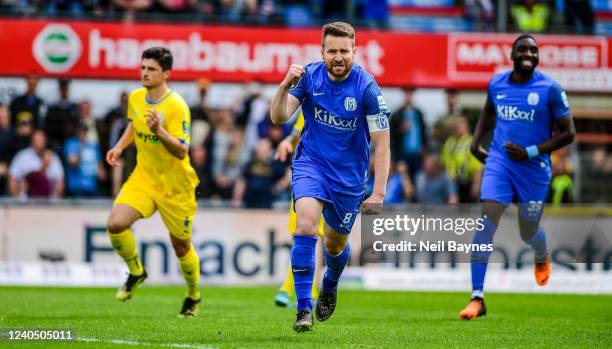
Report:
512,34,537,51
321,22,355,47
142,47,173,71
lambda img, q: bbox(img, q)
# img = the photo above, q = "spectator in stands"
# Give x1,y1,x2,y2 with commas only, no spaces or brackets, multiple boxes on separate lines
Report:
433,88,463,149
189,78,212,148
155,0,191,13
232,138,288,208
11,112,35,156
10,74,43,128
257,114,291,149
366,159,414,204
390,86,427,182
102,91,131,196
511,0,550,33
112,0,152,20
359,0,390,29
105,91,129,150
0,104,13,196
549,147,574,205
77,99,99,144
44,78,79,152
564,0,594,34
64,123,106,198
45,0,84,17
233,81,269,153
464,0,494,31
208,109,249,199
283,0,313,27
9,130,64,199
440,116,482,202
415,153,458,204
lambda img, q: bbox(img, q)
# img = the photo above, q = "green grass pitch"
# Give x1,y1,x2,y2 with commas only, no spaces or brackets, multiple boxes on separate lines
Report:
0,286,610,348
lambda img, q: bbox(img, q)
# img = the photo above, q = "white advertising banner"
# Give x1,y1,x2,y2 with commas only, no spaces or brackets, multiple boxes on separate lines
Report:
1,204,610,294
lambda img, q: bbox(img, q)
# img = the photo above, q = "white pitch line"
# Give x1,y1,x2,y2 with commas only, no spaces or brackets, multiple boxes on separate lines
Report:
78,337,215,349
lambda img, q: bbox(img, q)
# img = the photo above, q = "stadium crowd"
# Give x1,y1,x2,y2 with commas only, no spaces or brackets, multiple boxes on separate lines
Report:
2,75,609,206
0,0,600,34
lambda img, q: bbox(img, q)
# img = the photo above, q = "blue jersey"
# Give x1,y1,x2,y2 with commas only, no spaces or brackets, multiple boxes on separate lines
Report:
487,70,570,172
289,61,390,192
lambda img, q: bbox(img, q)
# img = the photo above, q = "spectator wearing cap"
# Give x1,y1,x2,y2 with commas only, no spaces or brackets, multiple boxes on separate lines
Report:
63,123,106,197
9,130,64,199
10,74,44,128
44,78,79,152
11,111,35,156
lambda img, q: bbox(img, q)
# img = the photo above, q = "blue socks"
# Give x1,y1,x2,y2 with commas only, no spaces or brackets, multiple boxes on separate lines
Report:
470,219,496,298
322,242,351,293
524,227,548,261
291,235,317,311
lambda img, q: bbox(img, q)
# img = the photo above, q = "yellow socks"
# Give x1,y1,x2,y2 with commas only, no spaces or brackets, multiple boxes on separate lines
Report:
108,229,144,276
280,265,295,298
280,263,319,299
178,244,201,300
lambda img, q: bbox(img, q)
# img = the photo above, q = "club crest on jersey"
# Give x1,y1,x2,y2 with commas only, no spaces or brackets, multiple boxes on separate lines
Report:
527,92,539,106
344,97,357,112
376,114,388,129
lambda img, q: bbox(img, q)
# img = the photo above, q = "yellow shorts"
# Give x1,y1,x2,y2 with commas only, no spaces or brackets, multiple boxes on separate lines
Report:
288,198,324,237
114,172,197,240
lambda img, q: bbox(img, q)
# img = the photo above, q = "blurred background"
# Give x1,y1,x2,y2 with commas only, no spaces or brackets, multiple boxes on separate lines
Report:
0,0,610,292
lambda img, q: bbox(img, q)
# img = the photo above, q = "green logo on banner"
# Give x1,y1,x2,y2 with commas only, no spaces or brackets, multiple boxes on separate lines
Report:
33,24,82,73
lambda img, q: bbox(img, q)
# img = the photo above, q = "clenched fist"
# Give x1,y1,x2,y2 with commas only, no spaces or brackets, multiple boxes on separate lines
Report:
282,64,305,88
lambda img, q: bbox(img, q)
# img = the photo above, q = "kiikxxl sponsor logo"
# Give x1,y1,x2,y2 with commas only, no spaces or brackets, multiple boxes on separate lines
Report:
314,107,358,131
496,105,535,122
33,24,82,73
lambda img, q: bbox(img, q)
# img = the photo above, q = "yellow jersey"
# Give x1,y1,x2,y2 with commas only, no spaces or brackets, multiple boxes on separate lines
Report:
127,87,199,196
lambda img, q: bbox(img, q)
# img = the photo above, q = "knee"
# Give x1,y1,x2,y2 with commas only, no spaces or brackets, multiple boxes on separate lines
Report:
519,225,538,242
171,239,191,258
324,237,347,256
295,219,318,236
107,215,129,234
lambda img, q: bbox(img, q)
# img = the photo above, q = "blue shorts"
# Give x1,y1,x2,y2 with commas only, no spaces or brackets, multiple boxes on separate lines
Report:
292,163,363,235
480,159,551,222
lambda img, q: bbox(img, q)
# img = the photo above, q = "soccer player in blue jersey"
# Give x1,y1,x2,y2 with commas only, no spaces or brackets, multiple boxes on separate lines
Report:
460,34,576,319
270,22,391,332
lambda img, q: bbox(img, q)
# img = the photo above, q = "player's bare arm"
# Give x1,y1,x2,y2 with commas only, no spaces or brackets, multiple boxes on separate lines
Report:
271,64,304,124
106,122,134,167
470,95,495,164
362,130,390,215
504,115,576,161
144,108,189,160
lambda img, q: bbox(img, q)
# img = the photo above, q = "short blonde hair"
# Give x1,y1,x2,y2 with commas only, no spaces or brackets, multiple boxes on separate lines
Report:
321,22,355,48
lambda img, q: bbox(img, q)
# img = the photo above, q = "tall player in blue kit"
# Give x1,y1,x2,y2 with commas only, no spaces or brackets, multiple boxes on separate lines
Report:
460,34,576,319
270,22,391,332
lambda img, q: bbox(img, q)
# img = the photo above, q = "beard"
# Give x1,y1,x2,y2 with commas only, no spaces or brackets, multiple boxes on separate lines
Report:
326,60,353,78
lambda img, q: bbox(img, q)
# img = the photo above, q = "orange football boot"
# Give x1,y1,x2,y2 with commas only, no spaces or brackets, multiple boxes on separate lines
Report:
459,297,487,320
535,256,551,286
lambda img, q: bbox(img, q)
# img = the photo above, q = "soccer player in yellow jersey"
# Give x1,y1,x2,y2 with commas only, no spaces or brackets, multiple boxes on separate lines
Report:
274,113,324,307
105,47,201,317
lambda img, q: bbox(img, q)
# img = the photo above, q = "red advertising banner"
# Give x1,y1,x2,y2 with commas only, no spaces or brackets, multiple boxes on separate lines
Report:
1,19,610,92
